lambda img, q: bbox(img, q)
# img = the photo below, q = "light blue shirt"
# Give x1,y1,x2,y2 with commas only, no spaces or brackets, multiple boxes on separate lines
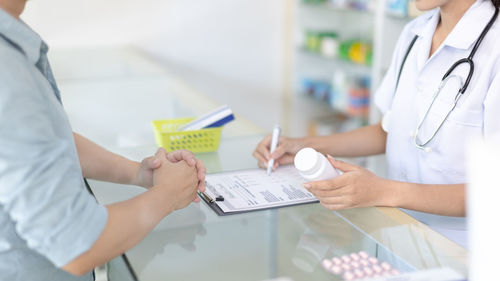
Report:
0,8,108,281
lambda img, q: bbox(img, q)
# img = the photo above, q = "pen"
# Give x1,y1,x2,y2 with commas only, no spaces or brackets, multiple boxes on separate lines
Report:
267,125,281,175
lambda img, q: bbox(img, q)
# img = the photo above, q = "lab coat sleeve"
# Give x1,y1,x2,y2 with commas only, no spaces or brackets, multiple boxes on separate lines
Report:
374,24,415,114
483,57,500,139
0,52,108,268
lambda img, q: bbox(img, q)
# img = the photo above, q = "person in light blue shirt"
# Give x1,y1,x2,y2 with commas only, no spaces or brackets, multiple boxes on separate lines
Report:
0,1,207,280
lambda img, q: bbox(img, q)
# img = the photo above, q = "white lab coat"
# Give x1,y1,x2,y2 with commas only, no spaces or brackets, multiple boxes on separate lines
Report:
374,0,500,249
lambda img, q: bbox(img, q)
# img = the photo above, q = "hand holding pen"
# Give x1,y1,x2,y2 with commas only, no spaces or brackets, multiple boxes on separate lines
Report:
267,125,281,175
253,126,305,172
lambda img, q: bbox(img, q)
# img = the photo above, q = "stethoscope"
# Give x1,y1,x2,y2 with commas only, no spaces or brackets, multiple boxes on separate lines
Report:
382,6,499,152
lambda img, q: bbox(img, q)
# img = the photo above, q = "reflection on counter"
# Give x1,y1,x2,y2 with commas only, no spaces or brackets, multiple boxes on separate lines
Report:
275,205,415,281
127,204,207,275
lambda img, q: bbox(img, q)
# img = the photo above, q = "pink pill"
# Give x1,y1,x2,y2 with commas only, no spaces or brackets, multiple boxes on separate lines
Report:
368,257,379,264
363,267,374,276
350,253,361,261
330,265,342,275
372,264,383,273
343,271,355,281
341,263,351,272
381,262,392,271
332,257,342,265
391,269,400,275
360,259,369,267
341,255,351,263
354,269,364,278
321,259,332,270
359,251,369,259
350,261,360,269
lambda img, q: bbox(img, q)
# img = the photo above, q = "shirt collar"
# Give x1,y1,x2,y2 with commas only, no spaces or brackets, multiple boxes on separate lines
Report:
411,0,496,50
0,8,44,64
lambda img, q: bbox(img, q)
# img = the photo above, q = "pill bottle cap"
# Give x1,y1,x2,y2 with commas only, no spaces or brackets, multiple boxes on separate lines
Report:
294,148,321,174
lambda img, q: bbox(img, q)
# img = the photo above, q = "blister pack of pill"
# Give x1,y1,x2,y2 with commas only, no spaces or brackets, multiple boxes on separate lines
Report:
321,251,400,280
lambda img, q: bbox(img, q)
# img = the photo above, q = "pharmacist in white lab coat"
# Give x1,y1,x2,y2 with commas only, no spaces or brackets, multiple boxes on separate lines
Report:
254,0,500,248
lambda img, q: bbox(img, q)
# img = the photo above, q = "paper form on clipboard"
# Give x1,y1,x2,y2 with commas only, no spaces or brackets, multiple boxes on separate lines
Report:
200,166,318,215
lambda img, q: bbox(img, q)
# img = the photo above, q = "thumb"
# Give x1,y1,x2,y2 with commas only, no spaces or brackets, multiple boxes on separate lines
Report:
155,147,168,160
270,145,288,160
327,155,360,172
145,156,161,169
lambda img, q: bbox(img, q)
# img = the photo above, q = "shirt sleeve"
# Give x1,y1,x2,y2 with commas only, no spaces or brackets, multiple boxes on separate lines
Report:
374,24,414,114
483,57,500,140
0,52,108,268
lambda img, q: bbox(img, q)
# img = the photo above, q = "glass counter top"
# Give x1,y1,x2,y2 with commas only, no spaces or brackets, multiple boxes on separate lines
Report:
55,47,467,281
89,136,467,281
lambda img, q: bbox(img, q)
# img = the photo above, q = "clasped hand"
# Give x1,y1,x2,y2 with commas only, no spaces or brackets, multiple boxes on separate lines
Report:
136,148,205,207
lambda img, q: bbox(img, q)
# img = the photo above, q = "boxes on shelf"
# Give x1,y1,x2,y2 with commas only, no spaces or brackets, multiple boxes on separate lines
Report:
338,40,372,66
302,0,374,11
300,73,371,119
304,29,372,66
386,0,408,17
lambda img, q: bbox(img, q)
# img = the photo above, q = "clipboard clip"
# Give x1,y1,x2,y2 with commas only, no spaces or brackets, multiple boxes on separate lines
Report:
198,191,224,203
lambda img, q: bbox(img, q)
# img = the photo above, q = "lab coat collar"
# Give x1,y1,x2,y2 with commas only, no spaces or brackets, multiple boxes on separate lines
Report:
0,8,43,65
411,9,440,72
410,8,439,38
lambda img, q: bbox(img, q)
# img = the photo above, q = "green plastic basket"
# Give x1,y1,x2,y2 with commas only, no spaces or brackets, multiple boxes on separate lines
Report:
152,118,222,153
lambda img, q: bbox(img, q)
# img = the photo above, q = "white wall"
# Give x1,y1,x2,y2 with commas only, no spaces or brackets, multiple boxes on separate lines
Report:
140,0,286,94
22,0,287,95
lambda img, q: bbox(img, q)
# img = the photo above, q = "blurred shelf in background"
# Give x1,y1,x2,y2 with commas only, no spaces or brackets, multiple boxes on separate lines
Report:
291,0,421,136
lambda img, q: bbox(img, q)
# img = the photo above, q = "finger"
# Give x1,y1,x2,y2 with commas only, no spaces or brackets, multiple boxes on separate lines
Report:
253,149,272,170
155,147,168,160
195,159,206,181
253,150,269,168
193,190,200,202
277,154,295,165
197,181,206,192
167,150,196,166
270,144,288,161
303,179,345,191
273,161,279,170
144,156,161,169
255,135,273,161
327,155,360,173
310,188,346,199
257,160,268,169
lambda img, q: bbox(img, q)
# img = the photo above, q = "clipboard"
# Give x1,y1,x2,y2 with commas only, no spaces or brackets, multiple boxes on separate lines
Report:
198,166,319,216
198,190,318,216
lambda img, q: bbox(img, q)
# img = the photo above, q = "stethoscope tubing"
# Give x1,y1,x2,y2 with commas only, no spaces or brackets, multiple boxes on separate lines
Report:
394,6,499,150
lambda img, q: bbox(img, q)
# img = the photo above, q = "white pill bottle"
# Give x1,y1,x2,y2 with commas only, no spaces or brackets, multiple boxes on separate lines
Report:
294,148,340,181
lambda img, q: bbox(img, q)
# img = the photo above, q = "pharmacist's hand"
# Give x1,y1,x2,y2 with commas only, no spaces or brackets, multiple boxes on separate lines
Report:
153,156,200,209
304,156,387,210
253,135,305,170
165,149,206,193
